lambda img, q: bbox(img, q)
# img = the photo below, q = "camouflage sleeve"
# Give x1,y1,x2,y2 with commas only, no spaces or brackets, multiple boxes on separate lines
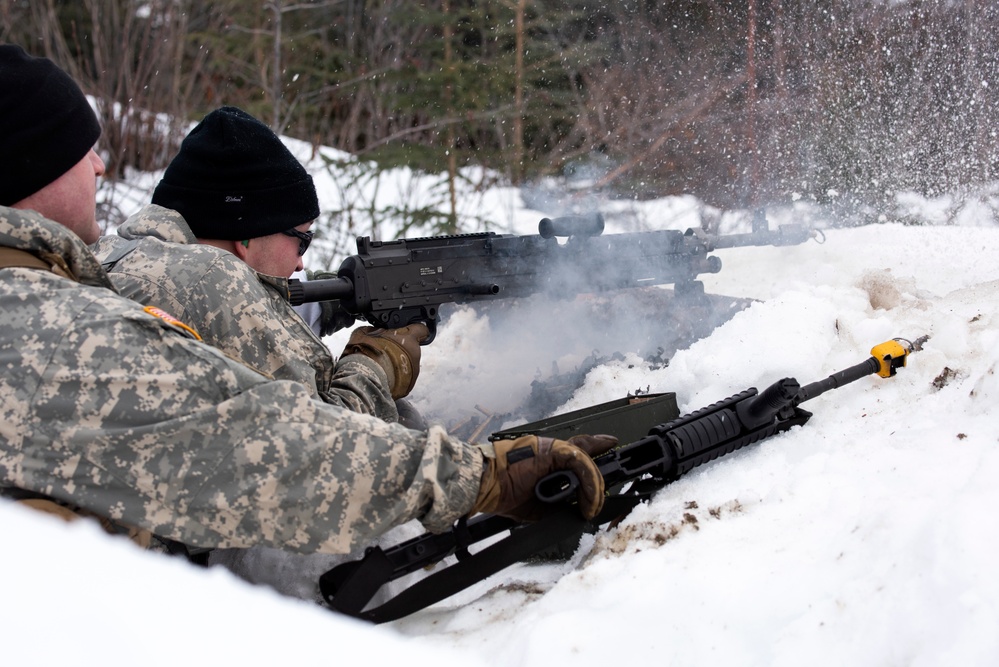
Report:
162,254,333,393
196,265,400,423
1,273,482,554
107,248,398,421
215,272,400,423
324,356,400,423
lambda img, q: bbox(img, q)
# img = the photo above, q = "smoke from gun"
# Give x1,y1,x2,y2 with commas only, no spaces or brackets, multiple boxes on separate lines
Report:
412,284,753,438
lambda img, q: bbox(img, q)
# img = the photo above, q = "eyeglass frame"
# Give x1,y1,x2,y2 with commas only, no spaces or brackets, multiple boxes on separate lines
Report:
281,228,315,256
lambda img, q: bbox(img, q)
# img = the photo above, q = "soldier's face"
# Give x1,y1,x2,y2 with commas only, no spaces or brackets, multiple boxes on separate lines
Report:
12,149,105,244
242,221,311,278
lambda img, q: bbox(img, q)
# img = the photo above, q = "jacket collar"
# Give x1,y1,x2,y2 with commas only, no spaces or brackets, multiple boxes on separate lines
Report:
116,204,198,245
0,205,116,290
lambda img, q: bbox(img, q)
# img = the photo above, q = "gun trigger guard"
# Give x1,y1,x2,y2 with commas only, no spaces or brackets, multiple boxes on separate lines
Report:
420,318,437,346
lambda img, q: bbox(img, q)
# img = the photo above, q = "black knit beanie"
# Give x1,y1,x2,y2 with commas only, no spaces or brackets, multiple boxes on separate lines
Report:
0,44,102,206
152,106,320,240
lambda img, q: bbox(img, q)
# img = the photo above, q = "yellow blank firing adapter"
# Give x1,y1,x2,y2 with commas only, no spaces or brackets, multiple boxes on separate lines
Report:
870,338,914,378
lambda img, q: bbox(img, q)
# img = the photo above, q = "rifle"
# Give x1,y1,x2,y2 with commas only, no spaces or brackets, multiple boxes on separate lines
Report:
318,337,924,623
287,213,816,342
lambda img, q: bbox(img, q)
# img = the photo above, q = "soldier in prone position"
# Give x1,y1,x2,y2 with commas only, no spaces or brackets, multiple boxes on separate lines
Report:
90,104,415,426
0,44,613,560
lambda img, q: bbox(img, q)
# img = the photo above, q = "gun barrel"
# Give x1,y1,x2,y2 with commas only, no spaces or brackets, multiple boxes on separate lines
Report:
706,224,813,249
797,357,880,403
287,277,354,306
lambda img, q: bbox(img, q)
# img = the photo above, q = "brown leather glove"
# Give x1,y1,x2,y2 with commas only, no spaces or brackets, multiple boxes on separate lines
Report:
471,434,618,522
340,324,429,399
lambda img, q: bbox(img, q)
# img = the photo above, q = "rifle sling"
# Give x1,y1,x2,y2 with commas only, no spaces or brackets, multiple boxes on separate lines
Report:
331,494,647,623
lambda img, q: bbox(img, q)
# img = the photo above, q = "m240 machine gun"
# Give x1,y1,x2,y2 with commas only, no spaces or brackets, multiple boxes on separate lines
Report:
318,337,923,623
287,214,817,342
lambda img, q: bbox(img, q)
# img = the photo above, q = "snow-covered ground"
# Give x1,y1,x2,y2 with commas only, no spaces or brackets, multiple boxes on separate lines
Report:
7,143,999,665
394,221,999,666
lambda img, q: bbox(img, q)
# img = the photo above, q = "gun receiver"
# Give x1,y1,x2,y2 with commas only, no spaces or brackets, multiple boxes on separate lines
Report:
287,214,816,343
318,337,923,623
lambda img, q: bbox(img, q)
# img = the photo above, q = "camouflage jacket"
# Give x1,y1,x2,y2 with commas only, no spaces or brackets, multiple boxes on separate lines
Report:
91,205,397,423
0,206,482,553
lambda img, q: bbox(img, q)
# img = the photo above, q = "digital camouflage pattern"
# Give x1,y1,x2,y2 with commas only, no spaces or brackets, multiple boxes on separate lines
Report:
0,205,483,552
91,204,398,423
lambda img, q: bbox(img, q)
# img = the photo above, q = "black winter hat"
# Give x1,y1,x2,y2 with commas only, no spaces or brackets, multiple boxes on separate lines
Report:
152,106,320,240
0,44,102,206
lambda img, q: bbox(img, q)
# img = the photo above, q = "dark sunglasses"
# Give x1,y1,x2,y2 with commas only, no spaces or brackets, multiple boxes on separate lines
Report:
281,228,314,256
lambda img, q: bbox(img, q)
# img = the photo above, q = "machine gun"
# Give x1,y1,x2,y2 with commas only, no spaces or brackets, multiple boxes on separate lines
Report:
318,337,924,623
287,213,816,342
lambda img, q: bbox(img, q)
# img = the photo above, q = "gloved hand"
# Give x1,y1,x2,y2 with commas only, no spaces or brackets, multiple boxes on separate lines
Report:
471,434,618,522
340,323,429,399
317,301,355,336
305,270,355,336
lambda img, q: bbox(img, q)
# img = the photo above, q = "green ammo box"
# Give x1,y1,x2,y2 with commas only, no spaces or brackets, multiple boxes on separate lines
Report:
490,392,680,443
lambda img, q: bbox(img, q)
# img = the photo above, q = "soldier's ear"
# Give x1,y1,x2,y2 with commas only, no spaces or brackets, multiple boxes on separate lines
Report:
232,239,250,261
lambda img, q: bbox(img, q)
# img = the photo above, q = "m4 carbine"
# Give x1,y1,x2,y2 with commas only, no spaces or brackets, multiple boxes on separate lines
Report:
318,337,923,623
287,213,816,342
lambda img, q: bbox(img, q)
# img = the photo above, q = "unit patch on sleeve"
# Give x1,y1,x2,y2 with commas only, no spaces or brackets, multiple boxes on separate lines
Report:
143,305,203,341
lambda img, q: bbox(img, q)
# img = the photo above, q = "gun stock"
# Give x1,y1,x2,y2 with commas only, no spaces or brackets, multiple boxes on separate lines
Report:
318,337,922,623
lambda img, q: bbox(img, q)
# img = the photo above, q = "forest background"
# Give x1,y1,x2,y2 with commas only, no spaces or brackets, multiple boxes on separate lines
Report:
3,0,998,246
